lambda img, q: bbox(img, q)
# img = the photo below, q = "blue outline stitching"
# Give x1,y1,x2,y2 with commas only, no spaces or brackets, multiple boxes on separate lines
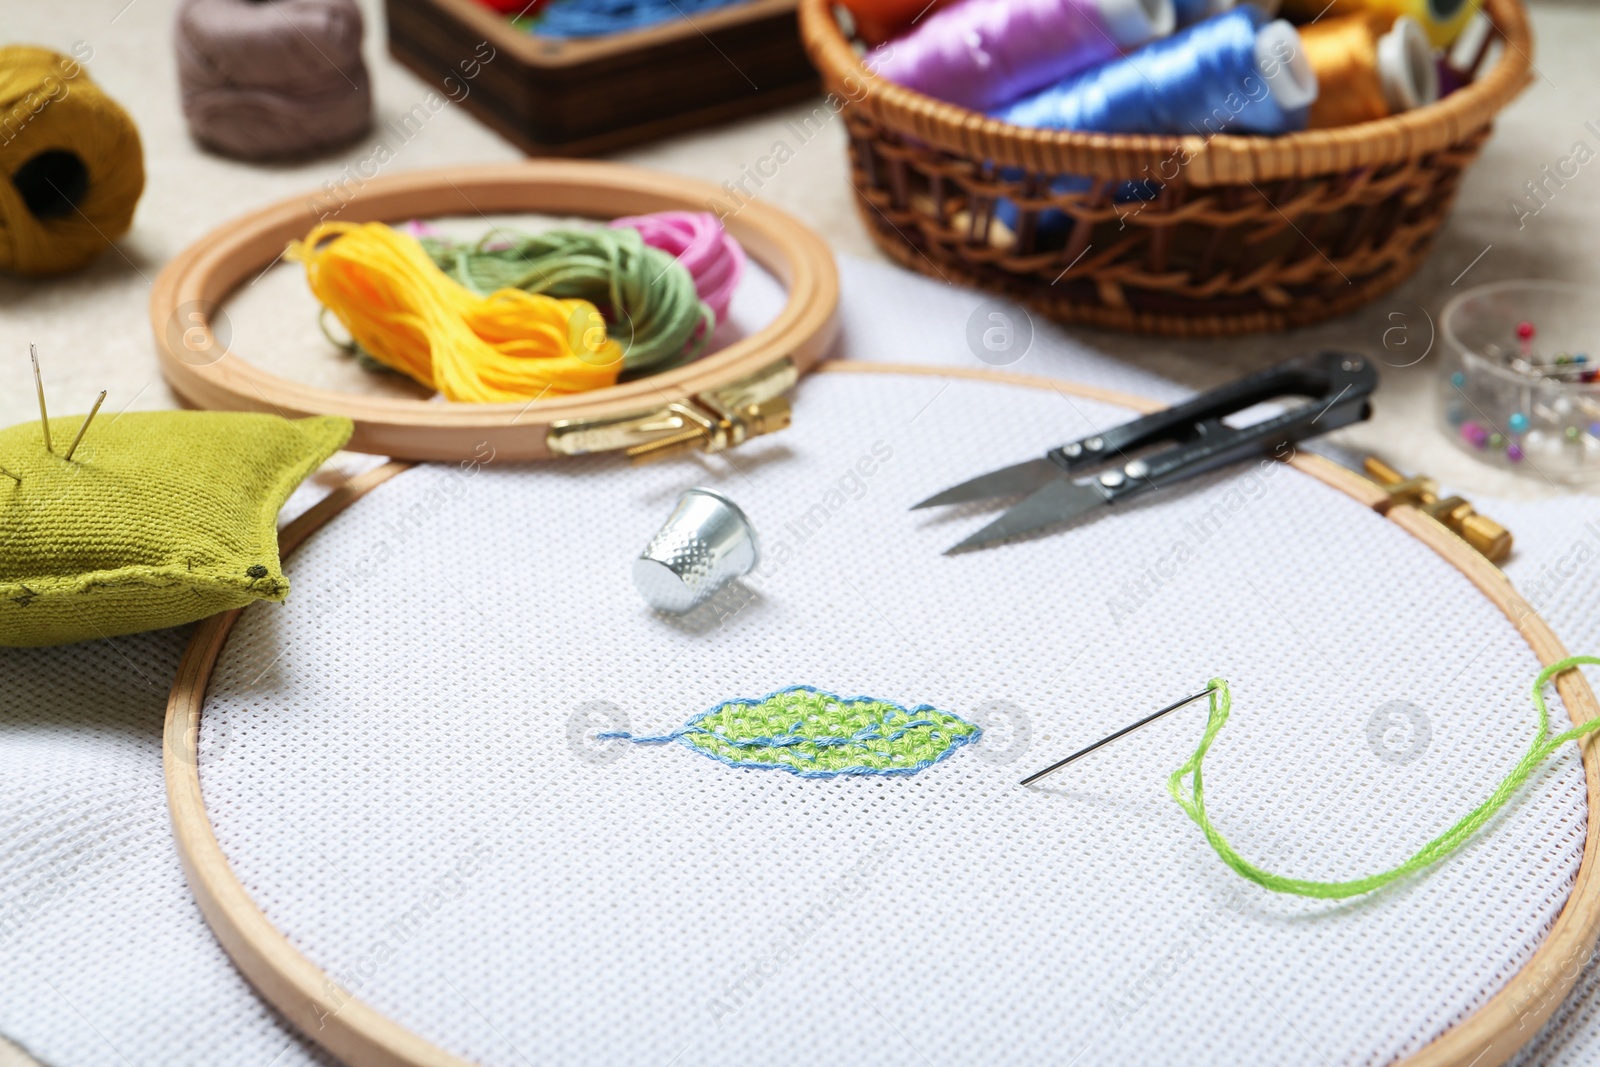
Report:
599,685,983,779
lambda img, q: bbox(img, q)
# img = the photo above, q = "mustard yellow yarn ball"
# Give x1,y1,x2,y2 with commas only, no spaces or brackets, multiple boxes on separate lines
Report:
0,45,144,276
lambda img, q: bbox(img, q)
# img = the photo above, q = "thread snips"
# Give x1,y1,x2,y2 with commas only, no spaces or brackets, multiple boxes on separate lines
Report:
913,351,1379,553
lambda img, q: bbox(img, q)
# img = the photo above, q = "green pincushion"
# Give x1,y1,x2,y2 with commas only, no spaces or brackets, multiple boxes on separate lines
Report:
0,411,352,647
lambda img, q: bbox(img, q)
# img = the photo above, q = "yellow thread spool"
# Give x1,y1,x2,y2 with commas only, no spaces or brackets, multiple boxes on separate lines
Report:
1280,0,1479,47
1301,14,1439,128
0,45,144,277
291,221,625,404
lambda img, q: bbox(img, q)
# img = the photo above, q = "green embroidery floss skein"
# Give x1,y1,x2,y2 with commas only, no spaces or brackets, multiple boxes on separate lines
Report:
1172,655,1600,898
419,225,714,377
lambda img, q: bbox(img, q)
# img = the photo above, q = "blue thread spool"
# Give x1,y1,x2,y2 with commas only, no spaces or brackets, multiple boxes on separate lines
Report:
993,6,1316,241
994,6,1317,136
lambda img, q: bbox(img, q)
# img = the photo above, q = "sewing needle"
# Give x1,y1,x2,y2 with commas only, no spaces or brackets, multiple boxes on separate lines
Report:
64,391,107,462
30,344,53,454
1020,689,1211,787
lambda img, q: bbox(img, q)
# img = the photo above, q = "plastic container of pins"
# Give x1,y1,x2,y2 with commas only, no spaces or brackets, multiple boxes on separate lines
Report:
1440,279,1600,481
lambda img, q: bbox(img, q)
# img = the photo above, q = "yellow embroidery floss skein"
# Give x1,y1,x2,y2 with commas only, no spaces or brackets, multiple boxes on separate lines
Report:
1279,0,1479,48
0,46,144,277
291,222,624,404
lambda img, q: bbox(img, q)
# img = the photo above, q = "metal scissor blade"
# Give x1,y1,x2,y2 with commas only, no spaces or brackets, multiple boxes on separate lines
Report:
945,478,1108,554
911,459,1061,510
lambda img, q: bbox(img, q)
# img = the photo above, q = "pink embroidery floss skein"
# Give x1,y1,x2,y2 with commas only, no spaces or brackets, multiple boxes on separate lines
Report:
610,211,745,324
174,0,372,161
867,0,1177,112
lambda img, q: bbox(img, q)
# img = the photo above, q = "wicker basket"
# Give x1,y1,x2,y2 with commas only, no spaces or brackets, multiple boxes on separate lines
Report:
798,0,1533,336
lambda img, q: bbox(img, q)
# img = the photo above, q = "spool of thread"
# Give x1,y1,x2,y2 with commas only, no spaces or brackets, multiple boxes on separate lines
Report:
836,0,957,45
867,0,1178,113
609,211,745,325
0,46,144,277
995,6,1317,136
174,0,372,161
1300,14,1437,127
1278,0,1478,48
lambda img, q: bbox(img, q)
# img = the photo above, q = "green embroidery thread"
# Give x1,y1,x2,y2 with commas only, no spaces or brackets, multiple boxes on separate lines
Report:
601,686,982,778
419,226,713,374
1173,655,1600,898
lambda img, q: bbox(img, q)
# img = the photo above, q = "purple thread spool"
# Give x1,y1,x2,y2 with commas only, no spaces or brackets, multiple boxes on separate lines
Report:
867,0,1175,112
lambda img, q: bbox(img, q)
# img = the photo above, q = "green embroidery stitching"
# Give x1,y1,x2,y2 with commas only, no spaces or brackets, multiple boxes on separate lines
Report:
600,686,982,778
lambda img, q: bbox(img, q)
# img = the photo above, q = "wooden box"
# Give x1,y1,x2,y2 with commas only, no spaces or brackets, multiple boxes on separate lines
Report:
384,0,820,156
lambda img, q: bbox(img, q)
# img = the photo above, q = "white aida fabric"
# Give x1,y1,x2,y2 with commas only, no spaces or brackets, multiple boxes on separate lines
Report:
0,250,913,1067
828,256,1195,405
0,449,394,1067
189,368,1594,1067
1495,494,1600,1067
3,258,1600,1067
0,562,345,1067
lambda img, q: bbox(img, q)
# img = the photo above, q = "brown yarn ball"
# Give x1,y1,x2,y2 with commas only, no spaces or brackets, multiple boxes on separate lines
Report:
174,0,372,161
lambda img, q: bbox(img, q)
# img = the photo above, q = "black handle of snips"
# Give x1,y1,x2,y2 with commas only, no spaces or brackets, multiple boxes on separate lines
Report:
1057,351,1378,502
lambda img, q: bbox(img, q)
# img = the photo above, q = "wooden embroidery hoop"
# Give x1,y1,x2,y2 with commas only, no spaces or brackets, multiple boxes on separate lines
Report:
148,161,840,462
164,362,1600,1067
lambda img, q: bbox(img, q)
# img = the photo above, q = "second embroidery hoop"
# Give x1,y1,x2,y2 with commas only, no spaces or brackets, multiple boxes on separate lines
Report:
148,161,840,463
163,362,1600,1067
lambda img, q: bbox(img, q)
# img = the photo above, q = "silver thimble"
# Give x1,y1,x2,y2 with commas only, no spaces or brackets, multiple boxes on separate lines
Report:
633,488,760,614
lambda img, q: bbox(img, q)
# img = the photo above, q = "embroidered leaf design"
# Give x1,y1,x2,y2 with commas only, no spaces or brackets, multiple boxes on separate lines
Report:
613,686,982,778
